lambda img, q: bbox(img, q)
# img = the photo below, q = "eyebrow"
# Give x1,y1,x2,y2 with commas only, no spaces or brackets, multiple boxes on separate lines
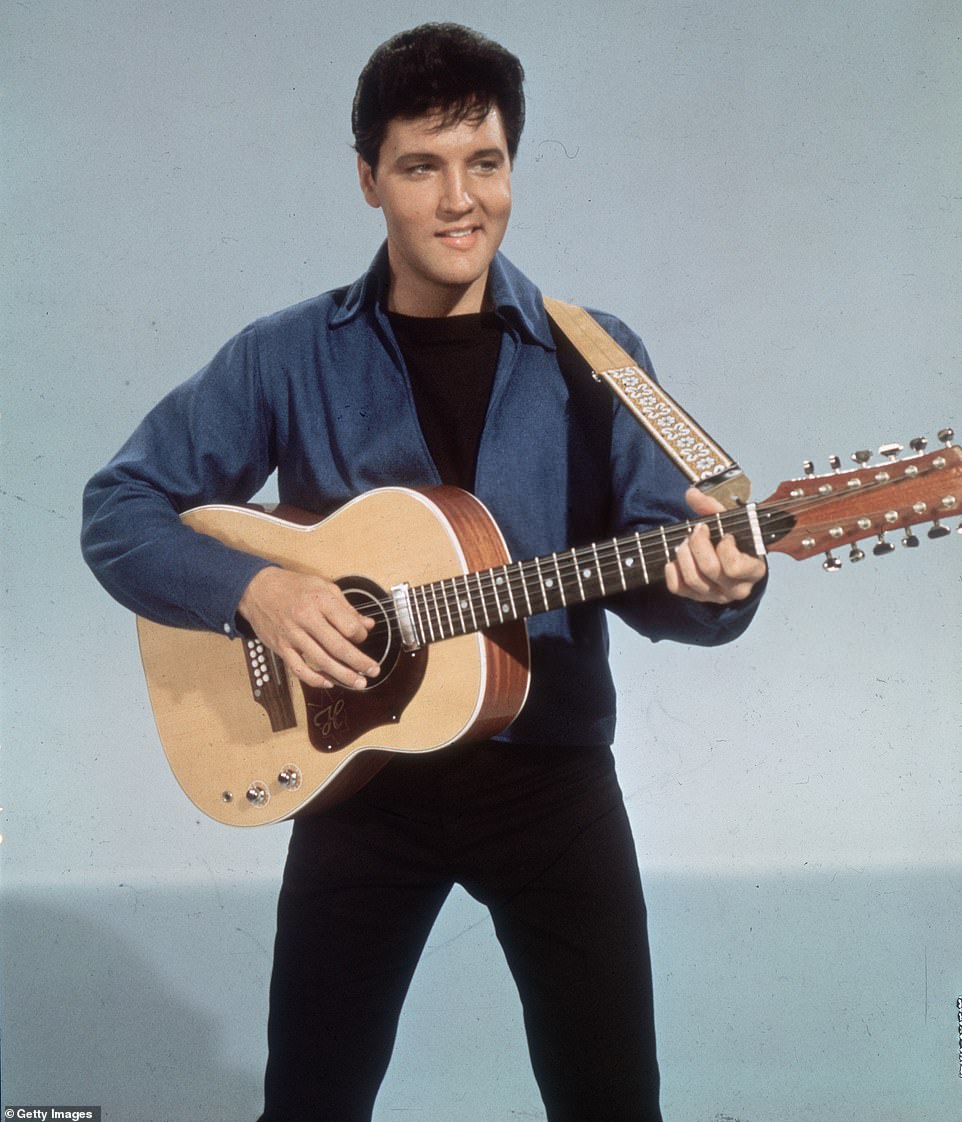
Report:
393,146,507,167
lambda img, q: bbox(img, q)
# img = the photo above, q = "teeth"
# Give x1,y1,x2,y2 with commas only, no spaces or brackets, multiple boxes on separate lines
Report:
443,229,474,237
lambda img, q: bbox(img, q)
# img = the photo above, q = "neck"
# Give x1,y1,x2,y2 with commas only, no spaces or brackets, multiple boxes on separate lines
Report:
386,272,490,318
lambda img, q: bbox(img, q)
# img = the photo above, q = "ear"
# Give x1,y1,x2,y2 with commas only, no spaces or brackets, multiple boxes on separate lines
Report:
357,155,381,209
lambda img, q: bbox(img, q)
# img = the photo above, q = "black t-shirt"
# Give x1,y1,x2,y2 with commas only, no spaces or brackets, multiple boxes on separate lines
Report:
388,311,503,490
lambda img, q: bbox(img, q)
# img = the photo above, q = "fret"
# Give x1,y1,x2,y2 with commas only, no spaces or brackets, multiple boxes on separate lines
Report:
410,583,428,643
461,574,479,632
534,555,550,611
518,560,534,616
640,532,651,583
613,538,628,592
572,548,586,602
450,576,467,636
423,582,437,639
632,530,649,586
591,543,606,597
473,570,491,628
488,569,505,623
426,583,442,642
491,565,514,619
552,553,566,607
437,579,454,639
658,525,672,564
426,584,441,642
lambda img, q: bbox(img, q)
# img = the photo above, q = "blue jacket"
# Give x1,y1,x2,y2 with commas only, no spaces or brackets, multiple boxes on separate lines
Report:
82,247,762,745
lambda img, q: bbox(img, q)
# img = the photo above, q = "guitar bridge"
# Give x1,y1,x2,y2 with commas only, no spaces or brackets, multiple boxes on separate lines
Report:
243,636,296,731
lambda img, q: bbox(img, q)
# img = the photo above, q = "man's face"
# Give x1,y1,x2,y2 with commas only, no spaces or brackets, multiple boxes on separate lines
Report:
358,106,512,317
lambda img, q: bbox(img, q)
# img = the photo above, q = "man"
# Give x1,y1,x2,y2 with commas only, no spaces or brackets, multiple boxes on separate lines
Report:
82,23,766,1121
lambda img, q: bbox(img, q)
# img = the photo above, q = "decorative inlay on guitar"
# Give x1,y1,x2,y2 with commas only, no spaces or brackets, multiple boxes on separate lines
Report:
136,433,961,826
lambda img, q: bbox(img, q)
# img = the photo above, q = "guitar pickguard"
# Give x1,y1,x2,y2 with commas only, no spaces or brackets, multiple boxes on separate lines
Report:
301,646,428,753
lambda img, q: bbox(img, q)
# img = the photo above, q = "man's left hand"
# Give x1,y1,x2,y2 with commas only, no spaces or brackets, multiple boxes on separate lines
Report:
663,487,767,605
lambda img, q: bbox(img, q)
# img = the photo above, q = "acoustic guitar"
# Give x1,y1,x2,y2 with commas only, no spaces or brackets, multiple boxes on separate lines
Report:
136,434,960,825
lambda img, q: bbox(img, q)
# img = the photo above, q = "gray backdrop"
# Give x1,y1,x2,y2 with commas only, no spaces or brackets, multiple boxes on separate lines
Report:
3,2,961,1119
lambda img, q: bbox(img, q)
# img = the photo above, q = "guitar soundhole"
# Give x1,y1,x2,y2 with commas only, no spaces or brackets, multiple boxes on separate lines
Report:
338,576,399,684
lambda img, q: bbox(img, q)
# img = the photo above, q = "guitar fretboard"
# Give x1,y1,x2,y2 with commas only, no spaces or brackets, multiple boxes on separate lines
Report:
405,508,762,645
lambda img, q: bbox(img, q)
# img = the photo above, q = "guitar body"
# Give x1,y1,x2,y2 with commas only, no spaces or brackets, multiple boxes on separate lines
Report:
137,486,530,826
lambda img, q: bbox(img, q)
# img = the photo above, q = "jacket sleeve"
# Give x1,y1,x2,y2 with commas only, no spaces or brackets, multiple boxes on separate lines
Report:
80,323,278,635
593,311,767,647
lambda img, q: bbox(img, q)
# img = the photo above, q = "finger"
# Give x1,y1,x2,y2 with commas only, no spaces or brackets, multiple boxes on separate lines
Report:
715,535,768,586
291,584,374,645
683,523,723,584
286,647,370,692
295,624,382,688
683,486,725,517
668,534,715,600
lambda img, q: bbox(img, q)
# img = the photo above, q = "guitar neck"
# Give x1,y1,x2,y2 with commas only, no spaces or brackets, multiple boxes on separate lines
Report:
404,507,762,646
401,437,961,647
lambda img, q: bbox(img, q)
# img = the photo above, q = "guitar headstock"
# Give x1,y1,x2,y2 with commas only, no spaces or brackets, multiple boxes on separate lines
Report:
757,429,962,568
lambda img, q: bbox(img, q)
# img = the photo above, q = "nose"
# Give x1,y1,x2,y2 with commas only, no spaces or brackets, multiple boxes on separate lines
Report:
438,167,473,216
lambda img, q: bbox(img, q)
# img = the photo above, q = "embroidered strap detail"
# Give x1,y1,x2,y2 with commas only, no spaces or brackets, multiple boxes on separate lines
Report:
544,297,751,508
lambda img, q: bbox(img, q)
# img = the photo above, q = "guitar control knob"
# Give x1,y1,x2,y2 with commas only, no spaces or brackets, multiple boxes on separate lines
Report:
246,782,269,806
278,766,302,790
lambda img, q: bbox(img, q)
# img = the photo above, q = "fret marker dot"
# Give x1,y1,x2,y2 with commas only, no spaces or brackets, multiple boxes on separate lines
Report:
625,558,635,567
582,568,592,579
545,578,555,588
495,575,504,585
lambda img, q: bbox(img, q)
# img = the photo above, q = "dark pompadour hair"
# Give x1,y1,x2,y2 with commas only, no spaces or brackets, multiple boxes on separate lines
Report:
352,23,526,172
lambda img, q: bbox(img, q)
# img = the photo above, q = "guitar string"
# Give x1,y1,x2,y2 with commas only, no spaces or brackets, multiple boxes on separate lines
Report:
354,463,956,636
346,461,956,639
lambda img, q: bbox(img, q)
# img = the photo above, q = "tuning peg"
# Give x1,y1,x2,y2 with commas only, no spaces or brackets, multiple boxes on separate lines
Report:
803,460,815,476
829,454,842,472
909,436,928,454
822,551,842,572
851,449,872,467
878,442,903,461
901,529,920,548
937,427,955,446
873,532,895,556
928,519,951,539
848,545,865,563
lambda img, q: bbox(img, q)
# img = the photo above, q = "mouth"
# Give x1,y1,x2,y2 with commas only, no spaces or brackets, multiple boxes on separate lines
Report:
436,225,481,246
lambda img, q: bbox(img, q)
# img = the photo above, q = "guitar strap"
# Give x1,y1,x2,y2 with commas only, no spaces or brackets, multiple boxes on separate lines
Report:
544,296,752,509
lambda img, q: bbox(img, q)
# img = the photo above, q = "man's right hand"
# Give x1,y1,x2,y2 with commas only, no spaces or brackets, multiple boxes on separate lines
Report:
237,567,380,690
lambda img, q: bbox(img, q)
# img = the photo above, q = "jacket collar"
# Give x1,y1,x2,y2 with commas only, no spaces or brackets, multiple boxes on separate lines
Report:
330,242,557,351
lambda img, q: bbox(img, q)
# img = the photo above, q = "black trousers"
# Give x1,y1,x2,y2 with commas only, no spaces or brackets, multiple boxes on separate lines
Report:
260,740,662,1121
